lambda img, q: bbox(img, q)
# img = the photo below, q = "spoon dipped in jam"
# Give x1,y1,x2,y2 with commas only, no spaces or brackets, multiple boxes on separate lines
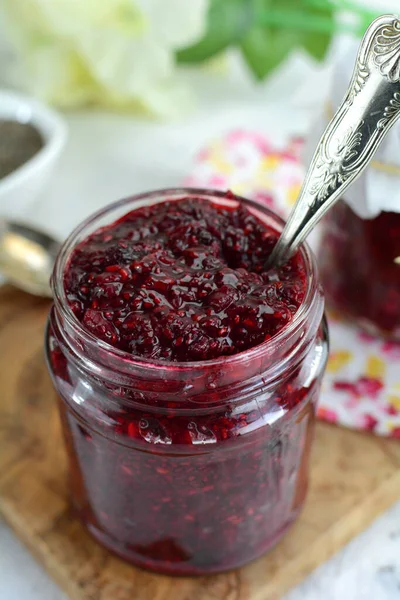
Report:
269,14,400,267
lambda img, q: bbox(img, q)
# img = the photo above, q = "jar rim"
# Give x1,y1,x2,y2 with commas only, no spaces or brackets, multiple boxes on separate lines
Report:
52,187,321,373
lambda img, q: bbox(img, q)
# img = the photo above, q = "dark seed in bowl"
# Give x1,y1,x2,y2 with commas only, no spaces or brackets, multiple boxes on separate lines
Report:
0,120,44,179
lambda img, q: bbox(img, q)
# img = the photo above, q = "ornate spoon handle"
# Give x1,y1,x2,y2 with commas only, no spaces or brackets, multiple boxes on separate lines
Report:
269,14,400,267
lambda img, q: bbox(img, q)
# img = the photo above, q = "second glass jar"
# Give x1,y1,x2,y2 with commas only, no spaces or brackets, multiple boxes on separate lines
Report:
318,200,400,339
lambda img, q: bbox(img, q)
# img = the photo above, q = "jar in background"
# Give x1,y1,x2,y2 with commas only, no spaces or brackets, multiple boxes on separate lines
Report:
319,200,400,340
45,189,328,575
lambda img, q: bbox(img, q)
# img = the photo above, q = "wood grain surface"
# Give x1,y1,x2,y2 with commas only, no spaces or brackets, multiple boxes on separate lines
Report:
1,285,400,600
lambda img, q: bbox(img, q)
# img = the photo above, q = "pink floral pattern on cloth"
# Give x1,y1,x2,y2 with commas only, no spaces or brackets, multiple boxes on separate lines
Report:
186,129,400,438
186,130,304,214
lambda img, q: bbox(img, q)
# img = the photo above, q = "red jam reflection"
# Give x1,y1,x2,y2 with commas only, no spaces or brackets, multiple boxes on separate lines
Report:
319,201,400,339
47,192,327,574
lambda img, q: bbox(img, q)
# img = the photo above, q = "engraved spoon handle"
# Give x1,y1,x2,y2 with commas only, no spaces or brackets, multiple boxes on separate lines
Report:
269,14,400,267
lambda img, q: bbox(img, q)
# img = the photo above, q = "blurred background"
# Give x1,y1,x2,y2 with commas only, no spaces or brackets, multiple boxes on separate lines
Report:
0,0,398,241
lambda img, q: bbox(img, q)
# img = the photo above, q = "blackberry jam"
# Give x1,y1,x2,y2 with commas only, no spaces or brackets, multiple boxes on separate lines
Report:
46,189,328,575
319,201,400,339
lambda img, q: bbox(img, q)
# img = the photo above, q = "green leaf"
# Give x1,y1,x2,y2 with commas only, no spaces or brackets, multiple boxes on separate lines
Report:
302,29,332,60
176,0,254,64
178,0,376,79
240,26,292,80
256,9,337,34
301,1,334,60
241,0,336,80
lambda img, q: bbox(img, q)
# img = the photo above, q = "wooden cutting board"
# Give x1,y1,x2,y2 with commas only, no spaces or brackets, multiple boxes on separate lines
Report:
1,285,400,600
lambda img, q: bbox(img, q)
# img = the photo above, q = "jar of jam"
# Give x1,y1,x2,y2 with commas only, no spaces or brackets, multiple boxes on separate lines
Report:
46,188,328,575
318,200,400,339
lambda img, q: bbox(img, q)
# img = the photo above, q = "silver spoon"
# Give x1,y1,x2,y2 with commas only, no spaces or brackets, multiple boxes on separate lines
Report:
0,219,60,297
269,13,400,267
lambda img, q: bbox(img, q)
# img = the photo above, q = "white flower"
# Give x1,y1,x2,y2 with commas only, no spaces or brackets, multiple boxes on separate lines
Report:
2,0,209,117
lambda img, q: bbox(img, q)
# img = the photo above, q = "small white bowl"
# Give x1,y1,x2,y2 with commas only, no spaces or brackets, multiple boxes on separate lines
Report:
0,89,67,218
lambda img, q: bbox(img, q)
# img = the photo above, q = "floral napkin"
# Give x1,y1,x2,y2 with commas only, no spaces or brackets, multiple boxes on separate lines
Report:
187,130,400,439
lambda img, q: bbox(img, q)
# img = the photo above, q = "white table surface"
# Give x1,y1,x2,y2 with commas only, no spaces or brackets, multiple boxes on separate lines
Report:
1,37,400,599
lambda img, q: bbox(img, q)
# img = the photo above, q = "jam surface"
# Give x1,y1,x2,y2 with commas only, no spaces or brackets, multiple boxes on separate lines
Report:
65,197,306,361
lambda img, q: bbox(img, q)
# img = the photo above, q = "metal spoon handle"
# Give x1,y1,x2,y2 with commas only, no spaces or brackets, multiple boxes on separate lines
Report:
269,14,400,267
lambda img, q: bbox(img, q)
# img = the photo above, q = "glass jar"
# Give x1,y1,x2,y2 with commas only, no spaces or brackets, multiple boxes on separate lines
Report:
45,189,328,575
319,200,400,339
